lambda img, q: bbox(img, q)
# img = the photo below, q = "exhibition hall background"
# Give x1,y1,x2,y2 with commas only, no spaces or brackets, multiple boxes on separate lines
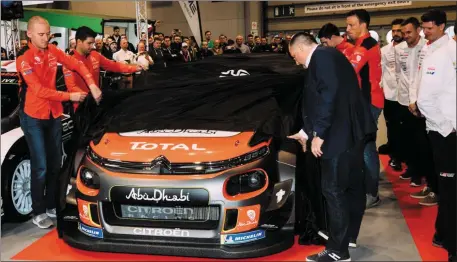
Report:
8,1,456,49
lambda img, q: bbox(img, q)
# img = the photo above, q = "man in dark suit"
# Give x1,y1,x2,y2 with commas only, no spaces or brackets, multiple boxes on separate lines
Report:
288,33,377,262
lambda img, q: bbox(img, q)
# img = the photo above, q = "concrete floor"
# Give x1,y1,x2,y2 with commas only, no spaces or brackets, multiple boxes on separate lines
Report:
2,113,422,261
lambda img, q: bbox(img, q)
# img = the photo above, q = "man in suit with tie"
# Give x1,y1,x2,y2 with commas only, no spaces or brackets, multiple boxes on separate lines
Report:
288,33,377,262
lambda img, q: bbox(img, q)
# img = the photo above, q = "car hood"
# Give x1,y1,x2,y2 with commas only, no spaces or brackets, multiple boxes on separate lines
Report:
90,130,267,163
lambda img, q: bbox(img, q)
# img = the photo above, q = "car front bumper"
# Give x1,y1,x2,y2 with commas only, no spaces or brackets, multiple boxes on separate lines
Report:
61,220,294,259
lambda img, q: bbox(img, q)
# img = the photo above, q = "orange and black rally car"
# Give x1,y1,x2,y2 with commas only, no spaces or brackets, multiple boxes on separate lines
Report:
61,128,296,258
57,53,304,259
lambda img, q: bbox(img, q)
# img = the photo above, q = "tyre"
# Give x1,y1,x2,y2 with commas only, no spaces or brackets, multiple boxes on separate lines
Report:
1,153,33,222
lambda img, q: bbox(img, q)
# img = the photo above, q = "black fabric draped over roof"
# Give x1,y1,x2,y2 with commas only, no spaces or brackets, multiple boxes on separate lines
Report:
72,53,306,147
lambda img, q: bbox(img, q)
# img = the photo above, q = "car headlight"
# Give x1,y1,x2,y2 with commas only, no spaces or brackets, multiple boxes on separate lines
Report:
80,167,100,189
226,170,267,196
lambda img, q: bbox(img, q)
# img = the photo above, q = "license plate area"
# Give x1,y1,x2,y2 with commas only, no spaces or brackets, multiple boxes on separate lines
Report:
118,205,219,222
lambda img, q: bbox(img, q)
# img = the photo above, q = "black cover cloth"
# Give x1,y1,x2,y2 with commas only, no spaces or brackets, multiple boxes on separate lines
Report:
58,53,326,245
74,53,305,148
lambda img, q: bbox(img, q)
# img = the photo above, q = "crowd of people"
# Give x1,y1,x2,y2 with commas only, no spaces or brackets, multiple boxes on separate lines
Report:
58,26,293,71
5,5,456,262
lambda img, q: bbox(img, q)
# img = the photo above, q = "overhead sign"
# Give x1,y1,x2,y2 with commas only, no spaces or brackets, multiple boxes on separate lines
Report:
304,1,412,14
273,5,295,17
179,1,202,46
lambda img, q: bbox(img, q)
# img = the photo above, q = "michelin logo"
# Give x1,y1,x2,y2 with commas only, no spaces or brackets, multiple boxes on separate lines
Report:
221,230,265,245
78,223,103,239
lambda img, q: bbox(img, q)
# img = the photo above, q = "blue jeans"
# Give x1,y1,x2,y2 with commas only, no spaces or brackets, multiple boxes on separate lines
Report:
19,110,62,215
364,105,382,197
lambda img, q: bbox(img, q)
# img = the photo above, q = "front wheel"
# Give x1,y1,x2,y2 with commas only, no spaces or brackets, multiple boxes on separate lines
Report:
1,153,33,222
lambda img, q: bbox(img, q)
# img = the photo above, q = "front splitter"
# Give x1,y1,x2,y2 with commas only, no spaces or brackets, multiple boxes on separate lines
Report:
61,221,294,259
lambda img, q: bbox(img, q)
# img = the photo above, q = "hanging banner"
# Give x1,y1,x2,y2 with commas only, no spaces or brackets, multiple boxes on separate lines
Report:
179,1,202,46
304,1,412,14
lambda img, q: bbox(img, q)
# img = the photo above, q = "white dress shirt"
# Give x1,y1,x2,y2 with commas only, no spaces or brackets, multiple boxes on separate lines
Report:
395,37,427,106
136,52,152,70
299,44,319,140
417,35,456,137
113,49,136,64
380,42,398,101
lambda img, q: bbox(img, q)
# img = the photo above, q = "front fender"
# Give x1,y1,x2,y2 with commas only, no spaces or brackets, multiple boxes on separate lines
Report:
1,127,25,165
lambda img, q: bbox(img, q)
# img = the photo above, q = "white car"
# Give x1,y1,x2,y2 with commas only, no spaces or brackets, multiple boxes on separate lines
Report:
1,60,73,221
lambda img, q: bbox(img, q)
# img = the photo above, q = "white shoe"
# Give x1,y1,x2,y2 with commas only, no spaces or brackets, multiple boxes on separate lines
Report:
46,208,56,218
32,213,53,229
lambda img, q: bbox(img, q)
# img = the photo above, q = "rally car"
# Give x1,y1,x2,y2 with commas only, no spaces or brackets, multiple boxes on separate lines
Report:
1,60,74,222
61,128,297,258
55,53,304,258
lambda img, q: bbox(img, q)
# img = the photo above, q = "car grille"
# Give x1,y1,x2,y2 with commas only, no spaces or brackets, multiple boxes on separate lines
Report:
87,145,269,175
102,202,221,230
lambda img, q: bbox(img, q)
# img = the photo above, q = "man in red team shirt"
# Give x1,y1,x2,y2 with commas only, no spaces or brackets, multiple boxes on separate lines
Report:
317,23,368,88
346,9,384,210
63,26,142,110
16,16,101,229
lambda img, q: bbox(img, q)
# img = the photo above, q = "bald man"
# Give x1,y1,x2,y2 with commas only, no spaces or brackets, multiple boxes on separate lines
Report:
16,16,100,229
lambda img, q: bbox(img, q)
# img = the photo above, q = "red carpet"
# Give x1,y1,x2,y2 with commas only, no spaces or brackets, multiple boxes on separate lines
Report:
11,156,447,261
380,154,447,261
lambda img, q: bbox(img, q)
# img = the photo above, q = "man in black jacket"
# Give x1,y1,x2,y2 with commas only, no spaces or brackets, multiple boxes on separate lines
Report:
288,33,376,262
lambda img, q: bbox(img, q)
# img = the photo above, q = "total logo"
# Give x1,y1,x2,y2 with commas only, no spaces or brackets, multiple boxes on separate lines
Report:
130,142,206,151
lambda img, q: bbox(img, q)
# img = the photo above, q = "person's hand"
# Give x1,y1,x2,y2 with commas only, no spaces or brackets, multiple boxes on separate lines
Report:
311,137,324,158
88,84,102,104
408,103,419,117
136,65,144,71
69,92,87,102
287,132,307,152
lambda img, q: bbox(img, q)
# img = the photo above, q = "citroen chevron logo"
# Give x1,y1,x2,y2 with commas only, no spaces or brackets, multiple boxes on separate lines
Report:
150,155,172,171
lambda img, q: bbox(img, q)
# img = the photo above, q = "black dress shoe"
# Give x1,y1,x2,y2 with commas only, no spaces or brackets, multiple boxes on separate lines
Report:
433,233,444,248
389,158,403,171
378,144,390,155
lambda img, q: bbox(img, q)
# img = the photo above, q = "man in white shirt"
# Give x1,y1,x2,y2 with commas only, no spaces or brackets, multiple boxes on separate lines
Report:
113,39,136,64
416,10,456,261
381,18,404,172
135,41,153,70
394,18,437,203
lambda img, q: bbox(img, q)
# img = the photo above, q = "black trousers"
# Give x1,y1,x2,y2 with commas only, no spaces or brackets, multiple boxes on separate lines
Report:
295,148,328,244
383,99,402,161
428,131,456,256
398,105,436,190
320,141,366,253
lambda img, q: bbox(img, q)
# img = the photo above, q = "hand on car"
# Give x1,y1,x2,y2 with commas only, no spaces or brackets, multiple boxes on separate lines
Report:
287,132,307,153
69,92,87,102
